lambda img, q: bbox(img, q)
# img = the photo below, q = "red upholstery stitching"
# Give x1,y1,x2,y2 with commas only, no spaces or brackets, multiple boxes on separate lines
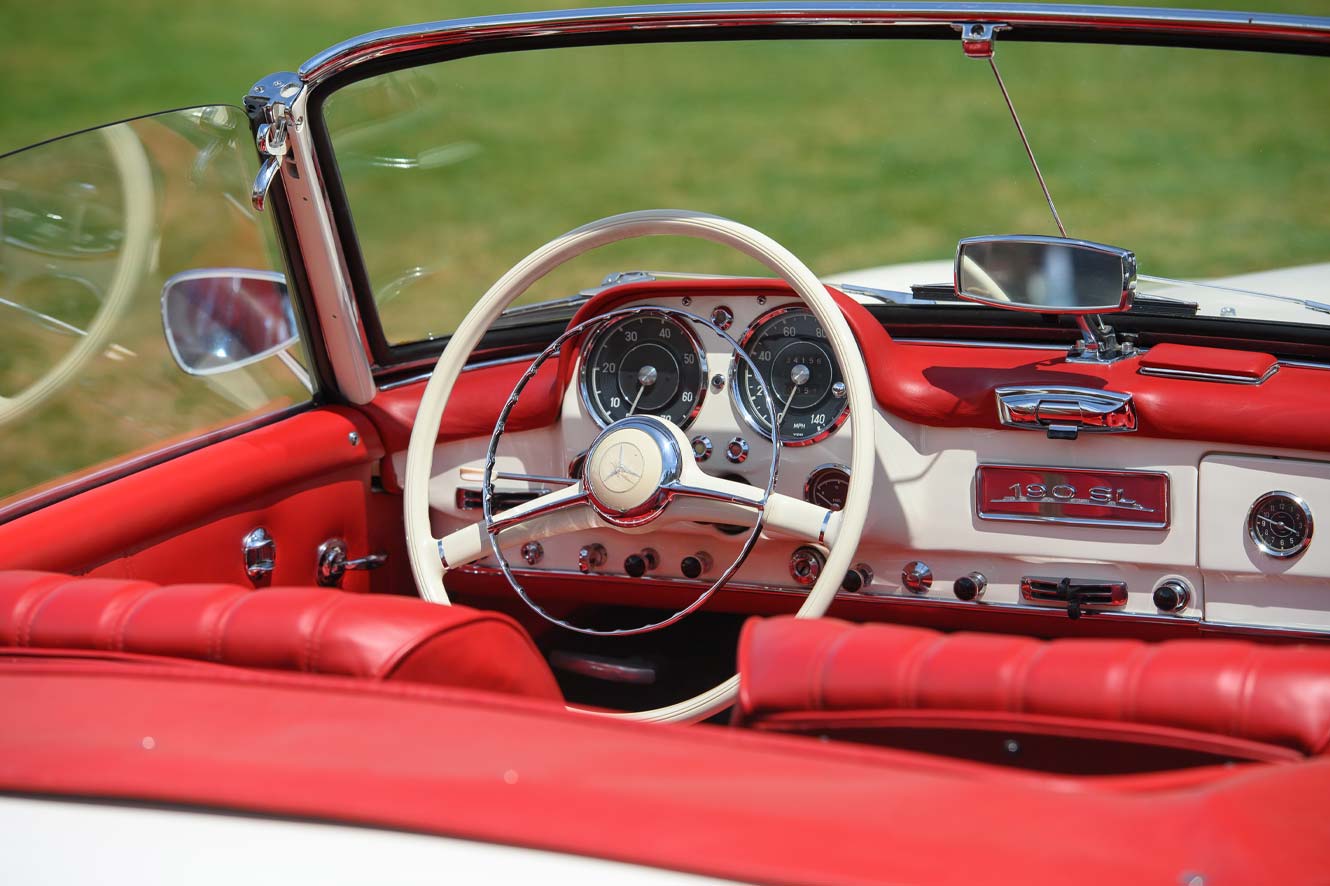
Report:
305,593,346,674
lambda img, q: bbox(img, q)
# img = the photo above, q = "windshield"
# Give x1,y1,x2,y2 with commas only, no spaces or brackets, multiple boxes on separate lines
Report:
322,36,1329,347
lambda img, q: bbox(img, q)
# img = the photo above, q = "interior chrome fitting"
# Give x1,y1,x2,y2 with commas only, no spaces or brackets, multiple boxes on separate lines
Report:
901,561,933,594
577,543,608,573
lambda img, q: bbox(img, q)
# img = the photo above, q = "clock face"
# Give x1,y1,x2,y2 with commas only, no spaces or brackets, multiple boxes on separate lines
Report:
1248,492,1314,558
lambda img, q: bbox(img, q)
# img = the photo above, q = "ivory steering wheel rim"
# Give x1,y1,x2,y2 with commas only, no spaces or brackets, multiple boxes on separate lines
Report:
403,210,875,724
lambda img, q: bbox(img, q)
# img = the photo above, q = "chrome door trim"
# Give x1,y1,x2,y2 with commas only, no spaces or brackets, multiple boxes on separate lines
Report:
299,4,1330,85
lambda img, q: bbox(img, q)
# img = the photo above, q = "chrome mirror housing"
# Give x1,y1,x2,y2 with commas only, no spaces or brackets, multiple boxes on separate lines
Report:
955,235,1136,315
161,269,297,376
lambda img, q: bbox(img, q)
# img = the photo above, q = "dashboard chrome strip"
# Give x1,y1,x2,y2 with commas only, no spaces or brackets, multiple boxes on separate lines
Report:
1138,364,1279,385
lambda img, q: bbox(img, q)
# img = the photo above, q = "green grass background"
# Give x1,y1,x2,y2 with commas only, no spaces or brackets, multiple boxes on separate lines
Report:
0,0,1327,501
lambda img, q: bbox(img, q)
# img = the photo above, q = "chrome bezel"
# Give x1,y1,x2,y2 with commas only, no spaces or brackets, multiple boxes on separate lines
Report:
729,304,850,447
803,463,851,511
578,309,708,431
953,234,1137,315
1247,490,1314,559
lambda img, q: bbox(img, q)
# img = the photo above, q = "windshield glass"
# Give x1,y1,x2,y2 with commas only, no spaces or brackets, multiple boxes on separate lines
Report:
322,37,1329,346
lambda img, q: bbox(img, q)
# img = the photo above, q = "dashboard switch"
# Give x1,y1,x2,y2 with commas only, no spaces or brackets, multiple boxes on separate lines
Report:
680,551,713,579
1153,578,1192,613
840,563,874,593
725,437,750,464
690,435,713,462
901,561,933,594
578,543,607,574
953,572,987,602
624,547,659,578
789,546,826,586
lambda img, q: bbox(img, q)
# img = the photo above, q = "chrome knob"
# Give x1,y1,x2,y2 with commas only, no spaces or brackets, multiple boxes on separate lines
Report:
953,572,987,602
1153,578,1191,613
789,546,826,587
520,541,544,566
901,560,933,594
725,437,749,464
710,305,734,330
578,543,608,574
691,435,713,462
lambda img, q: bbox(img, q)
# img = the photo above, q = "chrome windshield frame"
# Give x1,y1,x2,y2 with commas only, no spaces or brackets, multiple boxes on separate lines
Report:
258,3,1330,392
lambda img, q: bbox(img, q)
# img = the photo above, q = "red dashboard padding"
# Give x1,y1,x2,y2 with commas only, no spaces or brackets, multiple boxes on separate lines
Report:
0,571,561,702
737,617,1330,761
1137,342,1279,380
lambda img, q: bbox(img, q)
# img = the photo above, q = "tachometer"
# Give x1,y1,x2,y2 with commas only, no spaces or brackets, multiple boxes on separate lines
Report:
580,312,707,429
732,305,849,445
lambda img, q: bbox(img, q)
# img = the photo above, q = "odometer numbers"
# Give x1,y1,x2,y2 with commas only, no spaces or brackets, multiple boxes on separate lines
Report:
580,313,707,429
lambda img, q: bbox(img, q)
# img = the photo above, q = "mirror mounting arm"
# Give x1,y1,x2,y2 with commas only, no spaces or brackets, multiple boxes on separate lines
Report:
1069,315,1135,364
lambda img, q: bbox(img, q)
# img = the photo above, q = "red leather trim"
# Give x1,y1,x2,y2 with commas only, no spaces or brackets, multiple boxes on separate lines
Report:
751,709,1304,766
738,617,1330,758
5,661,1330,884
362,359,563,454
1138,342,1278,380
0,407,385,577
0,571,561,701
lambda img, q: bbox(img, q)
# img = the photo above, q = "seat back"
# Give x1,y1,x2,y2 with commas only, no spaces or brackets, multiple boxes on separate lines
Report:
737,617,1330,772
0,571,561,701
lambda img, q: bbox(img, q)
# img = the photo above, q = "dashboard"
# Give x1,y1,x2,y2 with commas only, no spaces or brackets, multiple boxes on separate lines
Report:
408,278,1330,639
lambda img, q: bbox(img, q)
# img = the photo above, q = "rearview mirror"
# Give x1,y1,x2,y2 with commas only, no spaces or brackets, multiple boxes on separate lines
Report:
161,269,297,375
955,236,1136,315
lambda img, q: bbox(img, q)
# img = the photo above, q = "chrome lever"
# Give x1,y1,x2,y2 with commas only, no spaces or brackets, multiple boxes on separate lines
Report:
316,538,387,588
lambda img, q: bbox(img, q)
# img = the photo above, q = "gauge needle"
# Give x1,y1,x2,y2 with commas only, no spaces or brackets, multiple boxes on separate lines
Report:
626,364,657,416
775,364,811,429
1258,514,1293,534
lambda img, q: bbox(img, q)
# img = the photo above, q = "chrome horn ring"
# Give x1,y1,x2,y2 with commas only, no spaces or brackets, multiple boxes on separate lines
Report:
482,304,778,636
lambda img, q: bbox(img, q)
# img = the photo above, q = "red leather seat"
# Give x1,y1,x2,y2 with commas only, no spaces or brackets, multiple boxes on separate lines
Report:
0,571,561,702
737,617,1330,772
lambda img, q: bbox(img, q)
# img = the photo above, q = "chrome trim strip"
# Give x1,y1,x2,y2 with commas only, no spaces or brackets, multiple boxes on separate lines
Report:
1138,363,1280,385
299,4,1330,85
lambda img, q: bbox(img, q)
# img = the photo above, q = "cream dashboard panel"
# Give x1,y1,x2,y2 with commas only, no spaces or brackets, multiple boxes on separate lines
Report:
410,293,1330,635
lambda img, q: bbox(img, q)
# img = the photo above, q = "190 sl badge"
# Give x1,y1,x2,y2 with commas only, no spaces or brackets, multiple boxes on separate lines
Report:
976,465,1170,530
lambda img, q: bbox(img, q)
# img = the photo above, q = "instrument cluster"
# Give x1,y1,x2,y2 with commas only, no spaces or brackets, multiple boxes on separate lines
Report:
577,300,850,449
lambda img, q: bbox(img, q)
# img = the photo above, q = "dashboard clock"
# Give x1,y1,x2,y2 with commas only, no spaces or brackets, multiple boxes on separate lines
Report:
1247,491,1313,558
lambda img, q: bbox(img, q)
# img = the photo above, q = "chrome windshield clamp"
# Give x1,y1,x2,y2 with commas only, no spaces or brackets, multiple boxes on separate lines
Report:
953,22,1009,59
245,72,303,211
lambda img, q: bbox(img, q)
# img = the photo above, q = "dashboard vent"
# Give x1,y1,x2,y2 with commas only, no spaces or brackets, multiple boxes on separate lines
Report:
455,488,548,512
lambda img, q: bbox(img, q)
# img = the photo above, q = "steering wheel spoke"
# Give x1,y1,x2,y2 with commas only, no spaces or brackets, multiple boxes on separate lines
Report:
664,473,839,545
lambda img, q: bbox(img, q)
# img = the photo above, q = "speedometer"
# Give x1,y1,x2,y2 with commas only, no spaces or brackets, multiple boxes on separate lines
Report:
732,305,849,445
579,312,707,429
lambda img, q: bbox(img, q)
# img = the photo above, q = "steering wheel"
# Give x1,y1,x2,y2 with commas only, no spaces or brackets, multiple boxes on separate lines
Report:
0,124,151,425
403,210,874,723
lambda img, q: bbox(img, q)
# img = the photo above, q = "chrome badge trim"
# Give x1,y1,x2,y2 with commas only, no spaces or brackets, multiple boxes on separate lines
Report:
975,464,1170,530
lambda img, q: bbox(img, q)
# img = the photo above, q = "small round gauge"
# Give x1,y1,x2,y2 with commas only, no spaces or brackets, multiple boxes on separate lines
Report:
1247,491,1313,558
732,306,849,445
580,312,707,429
804,464,850,511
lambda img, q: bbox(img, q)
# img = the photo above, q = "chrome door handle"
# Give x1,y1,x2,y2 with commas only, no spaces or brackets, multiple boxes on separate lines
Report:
994,386,1136,439
316,538,387,587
